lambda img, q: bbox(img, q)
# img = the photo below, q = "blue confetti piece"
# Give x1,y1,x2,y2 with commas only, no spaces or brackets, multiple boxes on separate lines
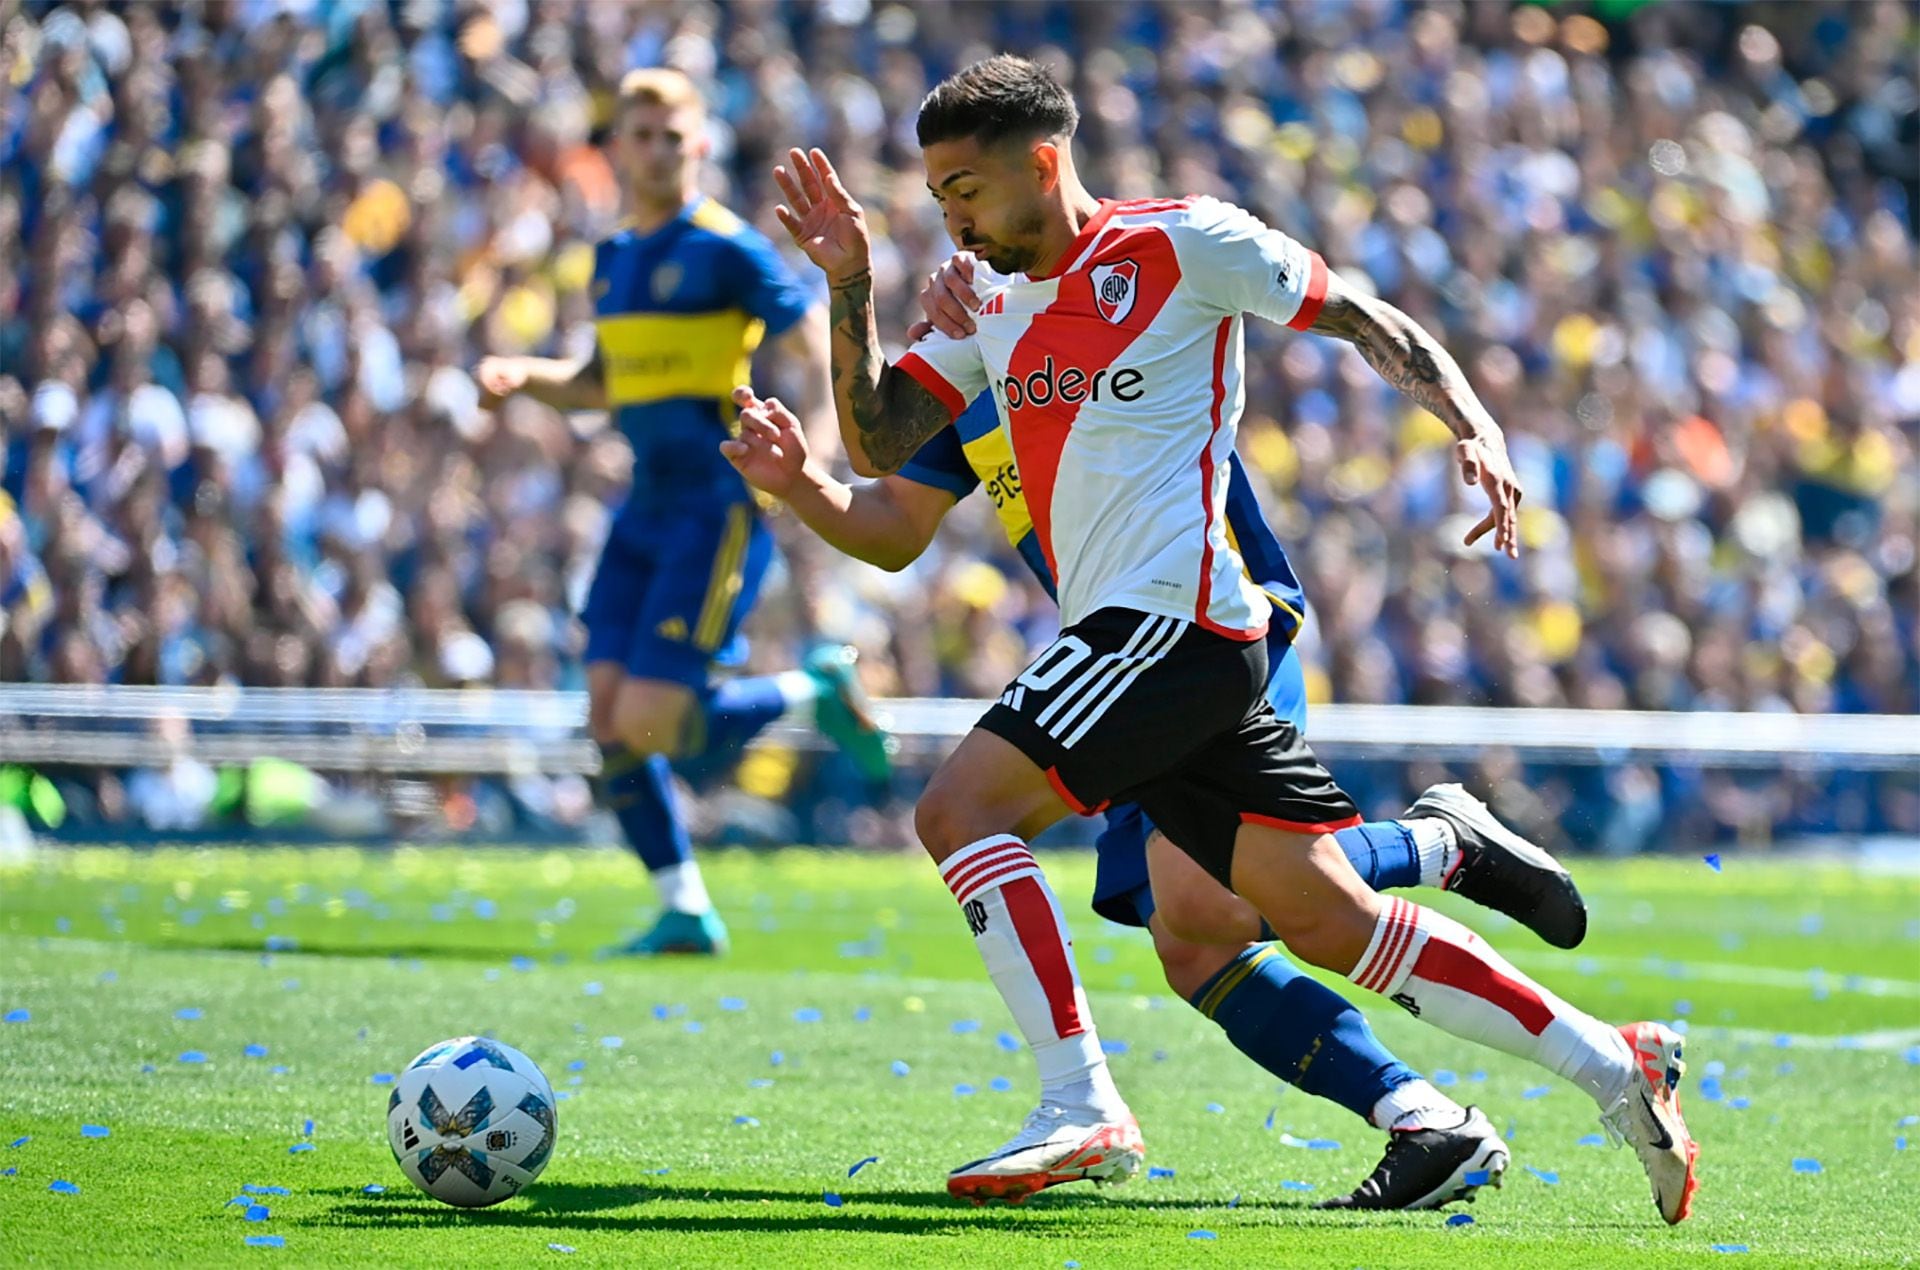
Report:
225,1195,249,1208
683,1021,704,1034
953,1084,976,1097
1524,1166,1559,1185
1468,1070,1488,1083
567,1060,586,1073
1703,854,1722,872
362,1185,385,1195
1463,1170,1490,1186
370,1073,395,1085
2,1009,28,1023
1206,1102,1225,1114
990,1077,1014,1092
1698,1077,1724,1102
1674,999,1693,1017
1897,1137,1908,1152
99,971,116,983
1153,1049,1169,1062
548,1244,575,1254
180,1051,208,1064
243,1186,289,1196
472,899,497,920
719,996,747,1012
81,1124,110,1138
1577,1133,1607,1147
50,1180,79,1194
1186,1230,1217,1241
264,936,296,952
8,1137,27,1148
1711,1245,1750,1254
1306,1138,1341,1151
1446,1213,1474,1227
511,956,536,973
1066,1263,1080,1269
2,1167,13,1176
1101,1039,1130,1055
1280,1180,1314,1192
951,1019,981,1034
243,1235,284,1247
1433,1070,1458,1086
823,1192,844,1208
1148,1166,1176,1179
1264,1107,1276,1130
244,1204,270,1222
794,1008,823,1024
997,1031,1020,1052
175,1007,203,1021
853,1007,872,1022
1522,1086,1552,1100
582,982,602,997
733,1116,759,1127
600,1036,623,1049
849,1156,879,1177
140,1065,156,1074
748,1078,774,1089
1906,1046,1920,1066
1729,1097,1751,1110
890,1061,910,1077
651,1005,669,1021
770,1050,785,1067
1791,1158,1822,1173
1774,1034,1793,1049
288,1143,314,1154
243,1044,269,1059
302,1119,314,1137
1899,1116,1919,1127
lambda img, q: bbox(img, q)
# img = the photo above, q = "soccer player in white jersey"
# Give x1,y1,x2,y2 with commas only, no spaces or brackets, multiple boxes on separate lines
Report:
769,56,1697,1222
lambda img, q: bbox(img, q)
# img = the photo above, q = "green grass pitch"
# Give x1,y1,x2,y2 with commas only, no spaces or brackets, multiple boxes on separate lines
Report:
2,846,1916,1267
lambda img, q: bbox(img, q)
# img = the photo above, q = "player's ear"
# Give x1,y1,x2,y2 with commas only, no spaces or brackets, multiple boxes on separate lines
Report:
1031,139,1062,193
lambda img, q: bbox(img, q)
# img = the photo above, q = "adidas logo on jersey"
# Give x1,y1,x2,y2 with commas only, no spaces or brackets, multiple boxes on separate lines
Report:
997,355,1147,411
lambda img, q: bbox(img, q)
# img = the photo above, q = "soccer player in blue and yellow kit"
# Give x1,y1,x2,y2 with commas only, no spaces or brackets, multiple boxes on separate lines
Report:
476,69,889,955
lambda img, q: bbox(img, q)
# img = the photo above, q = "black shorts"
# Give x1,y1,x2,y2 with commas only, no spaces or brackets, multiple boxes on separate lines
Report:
976,607,1361,887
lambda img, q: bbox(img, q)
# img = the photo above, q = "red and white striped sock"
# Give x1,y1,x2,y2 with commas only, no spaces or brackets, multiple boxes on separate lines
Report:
940,835,1124,1115
1350,898,1633,1107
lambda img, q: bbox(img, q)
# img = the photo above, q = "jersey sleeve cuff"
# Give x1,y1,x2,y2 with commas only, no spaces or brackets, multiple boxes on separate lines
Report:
896,352,968,419
895,462,977,498
1286,252,1330,331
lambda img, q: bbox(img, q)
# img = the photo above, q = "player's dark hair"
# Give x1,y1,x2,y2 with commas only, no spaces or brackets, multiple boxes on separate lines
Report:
916,54,1079,150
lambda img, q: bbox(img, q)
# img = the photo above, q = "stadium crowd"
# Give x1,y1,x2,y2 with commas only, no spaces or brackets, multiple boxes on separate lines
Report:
1,1,1914,845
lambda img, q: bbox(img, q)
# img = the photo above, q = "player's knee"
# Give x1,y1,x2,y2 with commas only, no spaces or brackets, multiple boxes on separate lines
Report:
610,686,693,760
1151,926,1239,1000
1154,877,1263,947
913,783,975,862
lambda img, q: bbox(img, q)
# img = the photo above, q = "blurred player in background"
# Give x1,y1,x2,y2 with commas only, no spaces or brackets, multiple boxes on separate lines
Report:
476,70,890,956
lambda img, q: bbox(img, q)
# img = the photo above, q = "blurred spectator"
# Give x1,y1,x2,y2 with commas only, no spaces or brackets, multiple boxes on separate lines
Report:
0,1,1913,846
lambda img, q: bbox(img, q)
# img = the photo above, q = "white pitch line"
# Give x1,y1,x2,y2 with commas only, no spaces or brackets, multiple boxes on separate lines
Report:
1507,950,1920,1000
1688,1025,1920,1052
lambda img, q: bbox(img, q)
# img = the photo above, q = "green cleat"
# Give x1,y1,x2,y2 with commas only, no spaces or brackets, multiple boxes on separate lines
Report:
805,645,894,788
613,908,730,957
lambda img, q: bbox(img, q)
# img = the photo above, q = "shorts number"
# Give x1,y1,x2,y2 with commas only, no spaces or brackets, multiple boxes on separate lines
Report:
1015,636,1093,692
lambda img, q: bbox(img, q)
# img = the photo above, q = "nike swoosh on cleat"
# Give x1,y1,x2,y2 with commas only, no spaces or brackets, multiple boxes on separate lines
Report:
1642,1093,1673,1150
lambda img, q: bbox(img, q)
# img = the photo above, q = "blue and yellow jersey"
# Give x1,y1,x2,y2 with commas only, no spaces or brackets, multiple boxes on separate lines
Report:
593,196,815,506
899,394,1308,645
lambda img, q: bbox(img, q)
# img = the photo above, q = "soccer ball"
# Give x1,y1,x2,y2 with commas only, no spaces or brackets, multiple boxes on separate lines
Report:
386,1036,557,1207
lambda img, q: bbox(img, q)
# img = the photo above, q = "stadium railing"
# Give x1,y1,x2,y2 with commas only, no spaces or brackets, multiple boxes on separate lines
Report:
0,685,1910,774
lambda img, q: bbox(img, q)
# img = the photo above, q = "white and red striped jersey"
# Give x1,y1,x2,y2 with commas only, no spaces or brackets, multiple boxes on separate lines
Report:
897,196,1328,639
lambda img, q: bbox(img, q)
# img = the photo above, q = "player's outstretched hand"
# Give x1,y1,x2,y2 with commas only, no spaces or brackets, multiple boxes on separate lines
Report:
916,252,981,340
1458,432,1523,558
772,148,871,286
722,386,811,498
474,356,527,410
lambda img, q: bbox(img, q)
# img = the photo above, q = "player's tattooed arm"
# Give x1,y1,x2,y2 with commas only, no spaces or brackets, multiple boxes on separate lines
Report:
827,268,955,475
1309,274,1525,557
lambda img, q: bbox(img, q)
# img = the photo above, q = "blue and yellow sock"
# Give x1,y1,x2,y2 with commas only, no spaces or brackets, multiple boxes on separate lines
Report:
1334,821,1422,891
598,742,692,874
1189,944,1418,1122
675,675,807,787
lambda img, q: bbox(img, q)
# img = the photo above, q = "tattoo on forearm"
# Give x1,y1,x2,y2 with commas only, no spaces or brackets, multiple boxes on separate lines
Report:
1312,293,1495,443
828,270,953,472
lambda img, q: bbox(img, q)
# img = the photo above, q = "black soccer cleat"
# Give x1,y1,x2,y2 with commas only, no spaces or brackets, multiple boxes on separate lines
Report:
1316,1106,1508,1211
1409,782,1589,949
